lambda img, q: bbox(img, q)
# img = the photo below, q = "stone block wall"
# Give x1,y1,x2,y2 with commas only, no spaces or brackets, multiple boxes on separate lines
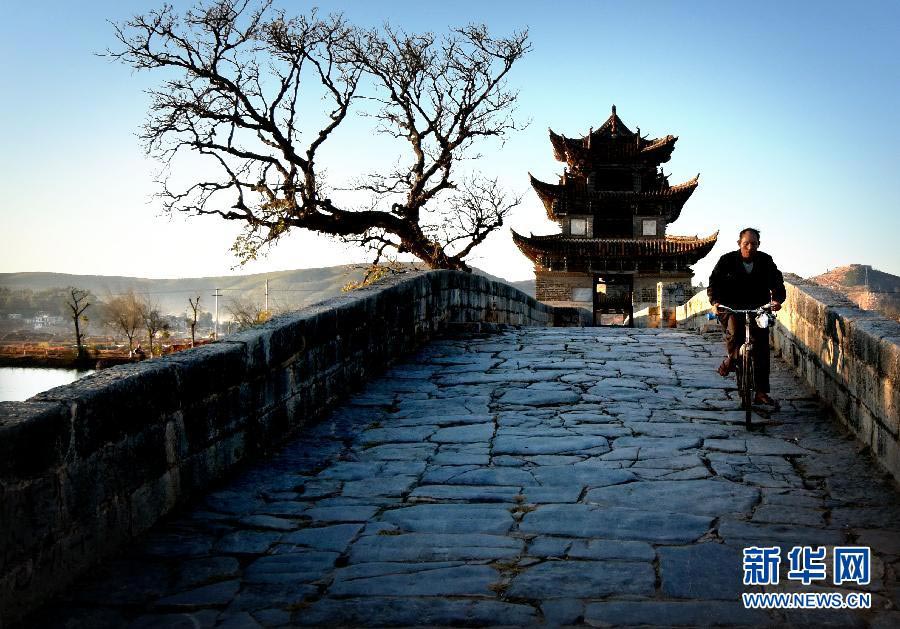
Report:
771,280,900,483
632,274,692,308
535,270,592,305
0,270,555,623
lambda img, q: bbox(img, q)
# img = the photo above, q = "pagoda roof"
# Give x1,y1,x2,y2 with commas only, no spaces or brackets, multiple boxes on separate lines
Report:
548,106,678,168
593,105,634,138
529,173,562,217
512,230,719,268
529,173,700,221
549,129,574,162
640,135,678,162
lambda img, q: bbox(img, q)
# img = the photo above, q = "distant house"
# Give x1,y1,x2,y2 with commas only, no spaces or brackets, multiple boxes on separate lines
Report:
32,312,63,329
33,313,50,329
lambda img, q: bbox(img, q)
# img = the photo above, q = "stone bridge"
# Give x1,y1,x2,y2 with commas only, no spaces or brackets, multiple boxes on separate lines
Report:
3,271,899,627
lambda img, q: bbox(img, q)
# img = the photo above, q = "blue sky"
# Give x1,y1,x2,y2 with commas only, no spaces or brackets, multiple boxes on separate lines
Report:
1,0,898,282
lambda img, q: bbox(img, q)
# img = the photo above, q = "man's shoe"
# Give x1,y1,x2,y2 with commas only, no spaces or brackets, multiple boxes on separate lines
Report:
753,393,780,409
717,358,734,377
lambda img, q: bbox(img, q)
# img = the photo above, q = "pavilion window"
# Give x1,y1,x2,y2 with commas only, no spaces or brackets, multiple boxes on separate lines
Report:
570,218,588,236
642,219,657,236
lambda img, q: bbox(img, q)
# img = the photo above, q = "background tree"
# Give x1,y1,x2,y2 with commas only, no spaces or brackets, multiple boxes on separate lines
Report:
111,1,529,278
138,300,166,357
65,287,91,360
187,295,201,347
226,296,272,331
104,290,143,356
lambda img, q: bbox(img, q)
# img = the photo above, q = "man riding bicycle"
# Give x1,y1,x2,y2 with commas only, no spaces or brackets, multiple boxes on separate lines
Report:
707,227,786,408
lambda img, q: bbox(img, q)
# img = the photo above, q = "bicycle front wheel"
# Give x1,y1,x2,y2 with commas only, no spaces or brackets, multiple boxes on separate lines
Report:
734,361,746,409
742,351,755,428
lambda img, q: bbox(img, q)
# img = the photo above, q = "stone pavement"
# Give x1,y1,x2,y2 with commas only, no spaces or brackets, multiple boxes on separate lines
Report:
28,327,900,627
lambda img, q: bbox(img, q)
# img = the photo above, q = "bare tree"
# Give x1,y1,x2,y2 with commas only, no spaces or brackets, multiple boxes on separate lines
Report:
226,296,271,331
187,295,202,347
65,287,91,360
138,300,166,357
104,290,143,356
110,1,529,277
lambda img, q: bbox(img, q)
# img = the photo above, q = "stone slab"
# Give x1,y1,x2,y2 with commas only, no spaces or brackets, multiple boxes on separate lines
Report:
584,479,760,517
378,504,514,535
584,600,769,627
295,597,537,626
154,580,241,610
659,543,744,600
493,435,609,455
530,466,634,487
408,484,521,502
243,551,339,584
507,560,655,598
348,532,522,563
281,523,364,552
519,504,712,543
327,563,497,597
498,389,581,406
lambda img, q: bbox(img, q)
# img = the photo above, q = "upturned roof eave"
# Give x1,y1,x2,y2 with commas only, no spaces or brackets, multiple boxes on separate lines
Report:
512,230,719,264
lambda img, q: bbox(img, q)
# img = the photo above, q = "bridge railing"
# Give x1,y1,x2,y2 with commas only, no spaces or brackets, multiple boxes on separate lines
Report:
0,270,555,623
771,279,899,483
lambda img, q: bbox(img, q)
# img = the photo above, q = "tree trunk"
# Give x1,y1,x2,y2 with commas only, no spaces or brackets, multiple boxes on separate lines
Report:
73,317,85,360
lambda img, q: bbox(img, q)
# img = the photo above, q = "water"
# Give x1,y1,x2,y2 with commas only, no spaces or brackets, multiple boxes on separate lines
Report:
0,367,95,402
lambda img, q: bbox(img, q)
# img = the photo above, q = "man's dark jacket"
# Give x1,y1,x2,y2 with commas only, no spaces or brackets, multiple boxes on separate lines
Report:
707,250,787,310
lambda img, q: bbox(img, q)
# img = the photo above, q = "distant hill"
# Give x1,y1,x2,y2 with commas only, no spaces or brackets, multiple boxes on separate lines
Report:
476,272,534,297
809,264,900,321
0,265,535,317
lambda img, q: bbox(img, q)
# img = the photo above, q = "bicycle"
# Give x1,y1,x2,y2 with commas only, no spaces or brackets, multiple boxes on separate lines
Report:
708,303,776,428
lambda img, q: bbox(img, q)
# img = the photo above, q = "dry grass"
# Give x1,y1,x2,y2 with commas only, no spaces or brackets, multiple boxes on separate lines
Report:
509,503,537,516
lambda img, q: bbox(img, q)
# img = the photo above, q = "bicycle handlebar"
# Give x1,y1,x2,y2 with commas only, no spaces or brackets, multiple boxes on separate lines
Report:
715,303,774,315
706,302,777,322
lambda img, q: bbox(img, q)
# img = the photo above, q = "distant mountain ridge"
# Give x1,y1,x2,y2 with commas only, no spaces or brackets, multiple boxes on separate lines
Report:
810,264,900,293
0,266,535,316
809,264,900,321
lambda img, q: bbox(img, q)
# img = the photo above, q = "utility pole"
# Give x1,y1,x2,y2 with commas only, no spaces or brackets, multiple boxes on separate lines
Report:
212,288,223,339
265,278,269,313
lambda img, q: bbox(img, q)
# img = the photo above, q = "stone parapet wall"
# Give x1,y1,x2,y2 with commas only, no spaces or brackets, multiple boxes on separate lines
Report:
634,283,711,330
674,288,715,331
772,280,900,483
0,270,554,623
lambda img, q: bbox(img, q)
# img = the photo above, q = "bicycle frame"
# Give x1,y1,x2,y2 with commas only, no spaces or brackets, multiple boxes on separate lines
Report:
715,303,774,428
